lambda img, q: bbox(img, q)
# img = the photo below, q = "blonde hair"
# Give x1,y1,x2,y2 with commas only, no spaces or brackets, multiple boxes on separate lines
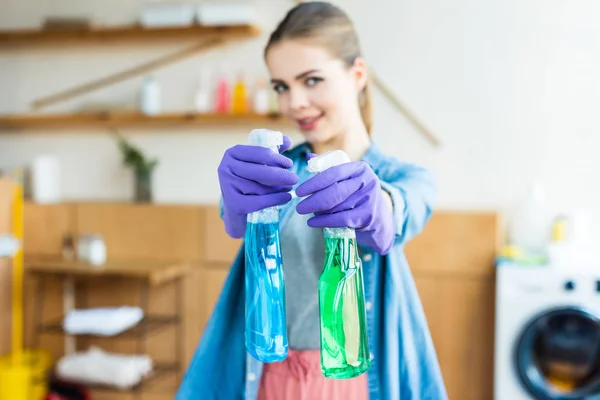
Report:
265,2,373,134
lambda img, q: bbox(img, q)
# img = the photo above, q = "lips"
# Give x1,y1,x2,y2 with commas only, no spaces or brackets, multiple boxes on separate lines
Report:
296,114,323,131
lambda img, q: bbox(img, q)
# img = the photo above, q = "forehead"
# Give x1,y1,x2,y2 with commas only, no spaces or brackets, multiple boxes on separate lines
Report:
266,39,339,79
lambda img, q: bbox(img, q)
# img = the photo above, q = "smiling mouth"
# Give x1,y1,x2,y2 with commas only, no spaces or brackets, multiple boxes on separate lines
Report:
296,113,324,131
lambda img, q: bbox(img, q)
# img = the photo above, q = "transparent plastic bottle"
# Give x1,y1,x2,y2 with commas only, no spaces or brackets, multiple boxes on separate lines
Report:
244,129,288,363
307,150,371,379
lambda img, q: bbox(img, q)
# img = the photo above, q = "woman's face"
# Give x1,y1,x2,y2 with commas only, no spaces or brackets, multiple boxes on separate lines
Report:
266,39,367,145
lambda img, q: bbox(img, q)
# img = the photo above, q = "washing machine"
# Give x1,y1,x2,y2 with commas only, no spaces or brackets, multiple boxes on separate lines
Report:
494,263,600,400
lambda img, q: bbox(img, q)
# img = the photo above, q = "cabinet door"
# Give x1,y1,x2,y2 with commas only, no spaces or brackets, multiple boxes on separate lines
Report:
408,211,498,400
415,274,495,400
203,206,242,264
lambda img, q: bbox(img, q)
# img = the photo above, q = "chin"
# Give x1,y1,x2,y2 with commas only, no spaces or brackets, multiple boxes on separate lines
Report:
299,130,334,146
297,122,337,144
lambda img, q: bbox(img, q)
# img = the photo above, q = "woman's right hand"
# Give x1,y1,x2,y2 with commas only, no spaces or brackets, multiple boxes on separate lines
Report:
218,135,298,238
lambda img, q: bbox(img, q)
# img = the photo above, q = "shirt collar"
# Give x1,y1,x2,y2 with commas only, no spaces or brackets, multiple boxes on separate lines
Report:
285,140,386,171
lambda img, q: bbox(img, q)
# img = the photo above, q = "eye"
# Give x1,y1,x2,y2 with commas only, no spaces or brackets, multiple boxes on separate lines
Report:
272,83,288,94
305,77,323,87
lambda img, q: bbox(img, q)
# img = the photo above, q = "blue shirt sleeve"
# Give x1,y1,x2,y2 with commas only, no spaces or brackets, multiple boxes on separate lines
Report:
219,196,225,220
378,160,437,246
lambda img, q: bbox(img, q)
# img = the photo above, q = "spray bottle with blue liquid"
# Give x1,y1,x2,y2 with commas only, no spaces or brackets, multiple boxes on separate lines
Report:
244,129,289,363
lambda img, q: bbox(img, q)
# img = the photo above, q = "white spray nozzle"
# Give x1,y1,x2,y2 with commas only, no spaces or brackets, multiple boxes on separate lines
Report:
307,150,351,173
248,129,283,150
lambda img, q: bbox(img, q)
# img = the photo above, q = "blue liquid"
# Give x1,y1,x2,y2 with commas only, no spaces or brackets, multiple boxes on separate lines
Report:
244,219,288,362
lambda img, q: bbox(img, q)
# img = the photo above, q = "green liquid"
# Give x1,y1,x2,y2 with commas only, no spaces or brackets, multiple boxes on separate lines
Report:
319,230,371,379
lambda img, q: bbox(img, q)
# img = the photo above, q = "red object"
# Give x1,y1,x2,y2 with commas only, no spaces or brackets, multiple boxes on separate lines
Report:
215,78,231,113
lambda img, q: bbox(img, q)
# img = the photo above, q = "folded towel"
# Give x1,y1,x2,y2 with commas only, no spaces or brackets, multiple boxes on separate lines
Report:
57,346,153,389
0,235,19,257
63,306,144,336
196,4,256,26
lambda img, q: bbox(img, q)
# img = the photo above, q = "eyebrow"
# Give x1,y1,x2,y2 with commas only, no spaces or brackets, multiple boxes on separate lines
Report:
271,69,321,84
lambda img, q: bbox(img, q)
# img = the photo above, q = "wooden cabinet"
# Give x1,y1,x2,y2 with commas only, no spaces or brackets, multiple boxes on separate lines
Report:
14,203,499,399
0,179,15,356
407,212,499,400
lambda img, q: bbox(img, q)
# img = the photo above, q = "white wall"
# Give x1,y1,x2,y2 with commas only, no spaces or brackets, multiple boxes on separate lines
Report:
1,0,599,240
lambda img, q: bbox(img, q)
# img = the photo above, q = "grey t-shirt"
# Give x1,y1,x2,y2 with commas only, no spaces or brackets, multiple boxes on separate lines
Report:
280,210,325,350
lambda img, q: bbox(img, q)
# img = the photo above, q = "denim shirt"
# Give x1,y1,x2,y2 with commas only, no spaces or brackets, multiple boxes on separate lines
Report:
176,142,448,400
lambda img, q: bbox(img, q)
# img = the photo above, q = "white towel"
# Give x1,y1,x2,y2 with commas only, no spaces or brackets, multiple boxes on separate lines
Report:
63,306,144,336
57,346,153,389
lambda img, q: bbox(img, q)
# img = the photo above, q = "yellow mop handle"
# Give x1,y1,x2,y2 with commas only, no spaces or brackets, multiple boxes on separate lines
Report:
11,183,23,366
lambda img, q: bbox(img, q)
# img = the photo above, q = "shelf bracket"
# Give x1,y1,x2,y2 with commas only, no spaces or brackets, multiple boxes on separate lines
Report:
370,68,440,148
31,37,227,110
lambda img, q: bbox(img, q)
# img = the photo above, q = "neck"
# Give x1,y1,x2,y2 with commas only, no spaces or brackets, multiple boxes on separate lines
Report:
310,122,371,161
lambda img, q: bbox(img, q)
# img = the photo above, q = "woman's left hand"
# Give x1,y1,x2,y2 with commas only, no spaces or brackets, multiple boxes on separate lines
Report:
295,161,396,255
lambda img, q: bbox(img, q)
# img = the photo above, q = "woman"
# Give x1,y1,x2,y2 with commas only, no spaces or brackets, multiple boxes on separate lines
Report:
176,2,447,399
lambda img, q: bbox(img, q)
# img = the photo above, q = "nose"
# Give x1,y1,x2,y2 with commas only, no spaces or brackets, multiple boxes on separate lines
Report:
288,87,310,111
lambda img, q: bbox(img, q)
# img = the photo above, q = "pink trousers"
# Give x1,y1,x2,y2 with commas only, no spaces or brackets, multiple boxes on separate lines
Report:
257,350,369,400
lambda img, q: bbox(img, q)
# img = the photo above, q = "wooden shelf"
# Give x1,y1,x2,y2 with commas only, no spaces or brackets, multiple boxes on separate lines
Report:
39,315,179,338
88,362,179,392
0,24,260,46
0,112,286,131
25,256,194,285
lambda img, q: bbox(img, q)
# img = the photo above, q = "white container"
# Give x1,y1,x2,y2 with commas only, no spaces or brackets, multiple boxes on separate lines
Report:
77,234,106,266
196,4,256,26
507,183,551,256
140,76,161,116
194,69,213,113
31,155,61,204
77,234,91,262
194,89,211,113
88,235,107,266
0,235,20,257
140,4,196,27
252,79,270,115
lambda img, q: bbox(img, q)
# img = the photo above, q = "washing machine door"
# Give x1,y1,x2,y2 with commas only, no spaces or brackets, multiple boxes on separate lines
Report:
515,307,600,399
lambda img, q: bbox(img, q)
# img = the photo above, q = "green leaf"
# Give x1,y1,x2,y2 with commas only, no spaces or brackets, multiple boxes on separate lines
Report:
112,130,159,172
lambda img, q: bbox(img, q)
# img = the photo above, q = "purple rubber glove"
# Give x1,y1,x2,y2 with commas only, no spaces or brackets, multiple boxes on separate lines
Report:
218,136,298,238
296,160,396,255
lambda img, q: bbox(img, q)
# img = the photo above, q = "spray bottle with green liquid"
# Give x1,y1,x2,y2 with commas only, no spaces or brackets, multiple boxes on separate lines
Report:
306,150,371,379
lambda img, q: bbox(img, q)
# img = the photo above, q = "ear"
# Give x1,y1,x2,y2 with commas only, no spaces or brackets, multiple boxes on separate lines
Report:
351,57,368,93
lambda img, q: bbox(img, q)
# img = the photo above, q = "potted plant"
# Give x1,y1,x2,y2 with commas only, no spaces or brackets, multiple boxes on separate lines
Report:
113,132,158,203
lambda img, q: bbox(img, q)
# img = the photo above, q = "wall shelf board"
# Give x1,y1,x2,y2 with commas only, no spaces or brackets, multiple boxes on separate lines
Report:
0,24,261,47
0,112,286,131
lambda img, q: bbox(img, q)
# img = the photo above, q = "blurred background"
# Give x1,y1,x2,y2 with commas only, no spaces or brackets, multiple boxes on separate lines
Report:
0,0,599,399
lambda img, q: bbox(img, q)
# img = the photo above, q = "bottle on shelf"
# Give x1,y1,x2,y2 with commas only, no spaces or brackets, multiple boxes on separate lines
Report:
232,73,248,114
139,76,161,116
252,78,270,115
193,68,213,114
507,182,551,262
214,67,231,114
